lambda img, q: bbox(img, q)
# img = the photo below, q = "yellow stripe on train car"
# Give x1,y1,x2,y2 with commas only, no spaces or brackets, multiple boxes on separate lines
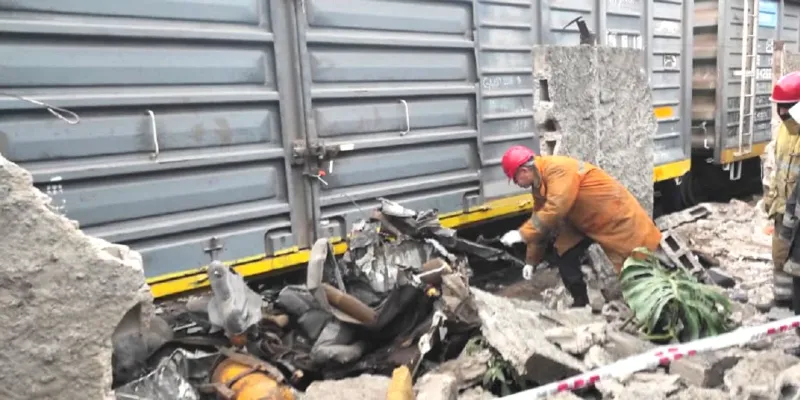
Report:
653,159,691,182
719,142,768,164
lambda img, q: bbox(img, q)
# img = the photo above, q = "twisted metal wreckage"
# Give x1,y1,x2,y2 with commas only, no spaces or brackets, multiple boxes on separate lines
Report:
115,199,527,400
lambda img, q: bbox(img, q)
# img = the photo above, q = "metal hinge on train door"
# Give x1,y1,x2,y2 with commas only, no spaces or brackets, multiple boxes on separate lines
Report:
291,140,341,166
292,140,342,184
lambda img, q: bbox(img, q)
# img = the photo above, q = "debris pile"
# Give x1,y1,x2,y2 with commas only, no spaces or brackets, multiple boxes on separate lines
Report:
6,142,800,400
152,199,798,399
114,198,533,399
667,200,775,313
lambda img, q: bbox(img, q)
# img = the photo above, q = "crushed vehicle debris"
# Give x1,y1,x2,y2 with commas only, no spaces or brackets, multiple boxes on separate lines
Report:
107,198,800,400
110,199,522,398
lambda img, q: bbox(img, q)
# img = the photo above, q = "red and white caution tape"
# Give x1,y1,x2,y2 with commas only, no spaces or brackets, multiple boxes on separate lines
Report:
500,315,800,399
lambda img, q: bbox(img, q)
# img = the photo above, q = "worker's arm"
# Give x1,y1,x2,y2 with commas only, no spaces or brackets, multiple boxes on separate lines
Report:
765,139,779,213
523,242,546,267
780,176,800,242
517,161,581,265
519,162,580,241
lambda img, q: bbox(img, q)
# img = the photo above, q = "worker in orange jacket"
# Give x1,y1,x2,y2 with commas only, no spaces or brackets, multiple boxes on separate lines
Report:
498,145,662,307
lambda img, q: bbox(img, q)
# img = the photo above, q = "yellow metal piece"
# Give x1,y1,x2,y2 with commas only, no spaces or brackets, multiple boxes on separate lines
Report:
211,357,295,400
149,159,694,299
653,106,674,119
653,159,691,182
386,365,414,400
720,142,768,163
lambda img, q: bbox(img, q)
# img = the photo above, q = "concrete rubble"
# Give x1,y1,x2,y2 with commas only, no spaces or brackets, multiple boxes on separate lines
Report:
724,350,799,398
303,374,391,400
471,288,587,384
458,387,497,400
669,199,780,312
413,372,459,400
433,348,493,391
0,156,154,400
462,199,800,399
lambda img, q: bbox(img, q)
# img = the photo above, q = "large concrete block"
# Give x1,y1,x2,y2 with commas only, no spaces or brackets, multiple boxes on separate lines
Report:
533,45,656,215
0,155,151,399
470,288,586,384
783,49,800,74
304,375,391,400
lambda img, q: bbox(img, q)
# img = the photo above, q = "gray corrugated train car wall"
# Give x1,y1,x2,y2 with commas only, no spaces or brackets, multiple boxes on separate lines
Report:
0,0,539,280
693,0,800,170
539,0,693,171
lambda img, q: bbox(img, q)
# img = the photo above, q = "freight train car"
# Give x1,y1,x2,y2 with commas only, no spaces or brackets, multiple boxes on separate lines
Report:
683,0,800,205
0,0,691,299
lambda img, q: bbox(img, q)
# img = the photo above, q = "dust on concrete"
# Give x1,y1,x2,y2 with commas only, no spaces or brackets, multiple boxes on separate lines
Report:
490,269,562,302
0,155,154,400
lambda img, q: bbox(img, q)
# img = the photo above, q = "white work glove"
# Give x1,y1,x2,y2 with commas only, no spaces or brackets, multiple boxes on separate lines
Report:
500,230,523,247
522,264,534,280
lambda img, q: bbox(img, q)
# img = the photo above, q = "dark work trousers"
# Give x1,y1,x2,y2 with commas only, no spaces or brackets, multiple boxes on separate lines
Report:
795,278,800,316
543,237,594,307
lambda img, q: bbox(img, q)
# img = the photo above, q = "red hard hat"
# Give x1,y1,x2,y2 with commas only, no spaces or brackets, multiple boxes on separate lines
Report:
501,145,536,180
771,72,800,103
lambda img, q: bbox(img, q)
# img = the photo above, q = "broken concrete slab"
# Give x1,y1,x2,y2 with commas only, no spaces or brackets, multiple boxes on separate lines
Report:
603,330,655,362
723,350,799,399
544,392,583,399
533,45,656,215
668,352,740,388
0,155,152,400
471,288,585,384
544,322,607,356
457,387,496,400
768,307,795,322
597,372,682,400
434,348,491,391
583,345,614,369
413,372,458,400
542,285,574,310
729,302,760,329
588,287,605,313
775,362,800,399
586,244,623,301
668,386,729,400
655,205,712,231
303,375,390,400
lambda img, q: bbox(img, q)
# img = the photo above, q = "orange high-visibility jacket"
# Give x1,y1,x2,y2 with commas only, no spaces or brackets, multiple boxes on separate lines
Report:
518,156,661,272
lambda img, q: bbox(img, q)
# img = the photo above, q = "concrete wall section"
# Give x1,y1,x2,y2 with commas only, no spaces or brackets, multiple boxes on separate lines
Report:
533,45,657,215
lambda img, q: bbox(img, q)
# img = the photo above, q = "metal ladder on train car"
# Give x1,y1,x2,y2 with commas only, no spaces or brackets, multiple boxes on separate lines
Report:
732,0,761,180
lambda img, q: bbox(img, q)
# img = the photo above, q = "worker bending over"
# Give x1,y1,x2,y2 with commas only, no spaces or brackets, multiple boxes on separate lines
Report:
498,145,662,307
766,71,800,309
